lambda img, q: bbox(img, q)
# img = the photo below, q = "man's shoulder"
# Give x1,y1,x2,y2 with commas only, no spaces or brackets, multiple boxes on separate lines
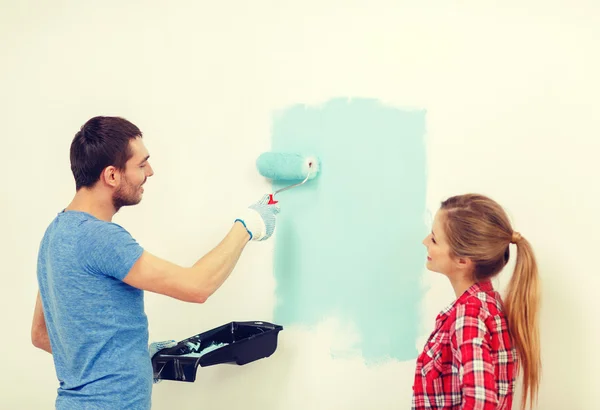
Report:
84,218,131,235
81,221,137,251
44,211,137,254
58,211,132,235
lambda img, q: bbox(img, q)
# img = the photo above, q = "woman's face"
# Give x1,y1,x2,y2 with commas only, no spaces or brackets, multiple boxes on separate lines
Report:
422,210,455,276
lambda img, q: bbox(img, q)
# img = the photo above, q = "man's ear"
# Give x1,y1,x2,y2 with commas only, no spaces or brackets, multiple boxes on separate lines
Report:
101,166,120,188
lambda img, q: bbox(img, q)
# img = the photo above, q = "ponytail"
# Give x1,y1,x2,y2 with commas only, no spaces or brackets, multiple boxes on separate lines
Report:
504,236,541,410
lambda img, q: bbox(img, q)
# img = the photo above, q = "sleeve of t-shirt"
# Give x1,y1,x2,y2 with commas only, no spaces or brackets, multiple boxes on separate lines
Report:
81,220,144,281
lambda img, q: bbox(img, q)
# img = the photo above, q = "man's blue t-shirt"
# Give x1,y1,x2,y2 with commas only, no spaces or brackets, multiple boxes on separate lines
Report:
37,210,151,409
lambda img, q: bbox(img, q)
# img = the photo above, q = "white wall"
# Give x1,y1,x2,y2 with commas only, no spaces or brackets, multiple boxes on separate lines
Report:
2,1,599,409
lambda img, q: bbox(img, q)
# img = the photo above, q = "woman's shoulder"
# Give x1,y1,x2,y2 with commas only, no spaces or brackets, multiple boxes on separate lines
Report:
463,288,505,316
447,292,502,331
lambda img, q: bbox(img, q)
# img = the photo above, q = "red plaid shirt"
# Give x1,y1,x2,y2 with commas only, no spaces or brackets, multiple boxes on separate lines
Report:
412,281,516,409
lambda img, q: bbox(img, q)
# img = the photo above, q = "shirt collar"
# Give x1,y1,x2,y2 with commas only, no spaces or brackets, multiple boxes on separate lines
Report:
435,281,494,324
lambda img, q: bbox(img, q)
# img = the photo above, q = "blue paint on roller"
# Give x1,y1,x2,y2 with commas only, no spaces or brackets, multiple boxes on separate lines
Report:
256,152,320,182
270,97,427,363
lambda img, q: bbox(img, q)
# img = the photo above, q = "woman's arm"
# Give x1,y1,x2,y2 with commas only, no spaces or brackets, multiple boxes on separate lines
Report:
453,302,498,410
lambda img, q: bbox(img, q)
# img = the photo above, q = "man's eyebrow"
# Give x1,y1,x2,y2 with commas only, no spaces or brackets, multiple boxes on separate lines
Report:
431,230,436,237
139,155,150,164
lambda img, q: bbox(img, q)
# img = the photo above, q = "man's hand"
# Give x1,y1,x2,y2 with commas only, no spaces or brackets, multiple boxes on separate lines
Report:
149,339,177,384
236,194,281,241
31,290,52,354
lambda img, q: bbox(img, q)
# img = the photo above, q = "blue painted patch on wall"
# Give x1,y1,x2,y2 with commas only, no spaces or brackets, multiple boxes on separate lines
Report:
270,97,428,363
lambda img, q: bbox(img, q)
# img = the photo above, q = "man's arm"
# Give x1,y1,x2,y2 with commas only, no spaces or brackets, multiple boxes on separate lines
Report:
123,222,250,303
31,290,52,354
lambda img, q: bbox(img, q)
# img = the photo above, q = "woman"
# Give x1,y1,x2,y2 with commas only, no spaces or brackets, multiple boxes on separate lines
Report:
412,194,541,410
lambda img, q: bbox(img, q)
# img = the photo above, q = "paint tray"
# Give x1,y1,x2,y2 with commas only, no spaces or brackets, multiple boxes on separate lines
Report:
151,320,283,382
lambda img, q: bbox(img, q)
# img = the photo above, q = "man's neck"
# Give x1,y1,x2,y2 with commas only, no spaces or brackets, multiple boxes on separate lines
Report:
65,189,116,222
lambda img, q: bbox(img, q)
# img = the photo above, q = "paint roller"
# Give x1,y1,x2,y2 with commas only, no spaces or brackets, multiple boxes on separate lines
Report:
256,152,320,204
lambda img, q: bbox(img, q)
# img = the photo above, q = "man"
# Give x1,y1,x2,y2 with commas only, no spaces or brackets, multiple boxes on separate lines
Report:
30,116,279,409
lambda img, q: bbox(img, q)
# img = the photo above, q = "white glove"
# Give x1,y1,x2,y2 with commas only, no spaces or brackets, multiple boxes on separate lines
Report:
235,194,281,241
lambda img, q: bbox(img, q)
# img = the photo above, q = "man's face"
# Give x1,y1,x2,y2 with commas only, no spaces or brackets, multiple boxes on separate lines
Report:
112,137,153,210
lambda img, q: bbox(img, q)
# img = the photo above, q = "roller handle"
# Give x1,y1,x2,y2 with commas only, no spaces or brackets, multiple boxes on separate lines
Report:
266,168,313,205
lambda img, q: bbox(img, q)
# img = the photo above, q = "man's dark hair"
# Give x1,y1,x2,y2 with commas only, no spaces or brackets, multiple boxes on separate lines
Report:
70,116,142,190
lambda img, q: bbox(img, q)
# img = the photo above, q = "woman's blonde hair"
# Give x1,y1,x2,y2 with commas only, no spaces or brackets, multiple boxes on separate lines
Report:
440,194,540,410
